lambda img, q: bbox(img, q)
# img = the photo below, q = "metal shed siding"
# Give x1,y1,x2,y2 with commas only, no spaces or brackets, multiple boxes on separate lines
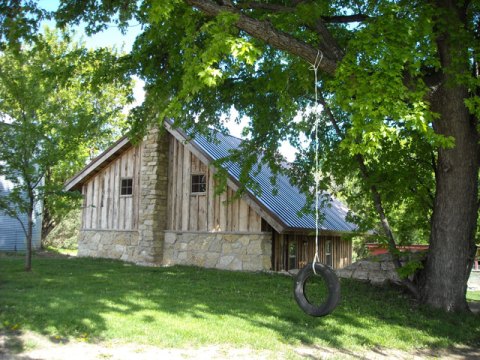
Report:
0,176,42,251
192,131,357,232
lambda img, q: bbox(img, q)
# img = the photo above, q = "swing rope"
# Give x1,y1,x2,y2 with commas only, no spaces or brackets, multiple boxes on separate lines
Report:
293,50,341,317
310,50,323,274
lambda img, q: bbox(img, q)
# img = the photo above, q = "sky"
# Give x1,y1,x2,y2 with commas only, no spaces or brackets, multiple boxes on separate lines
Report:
38,0,145,108
40,13,138,51
36,0,297,160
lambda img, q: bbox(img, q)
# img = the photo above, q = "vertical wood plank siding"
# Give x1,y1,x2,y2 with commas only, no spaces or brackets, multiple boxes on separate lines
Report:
77,132,352,270
81,145,142,230
273,233,351,271
167,136,262,232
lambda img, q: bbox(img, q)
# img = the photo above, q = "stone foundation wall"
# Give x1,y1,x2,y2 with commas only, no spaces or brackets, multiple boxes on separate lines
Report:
336,252,426,285
78,230,140,262
163,231,272,271
336,257,400,285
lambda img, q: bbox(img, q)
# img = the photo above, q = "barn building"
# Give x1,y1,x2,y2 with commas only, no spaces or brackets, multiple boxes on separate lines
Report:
65,123,356,271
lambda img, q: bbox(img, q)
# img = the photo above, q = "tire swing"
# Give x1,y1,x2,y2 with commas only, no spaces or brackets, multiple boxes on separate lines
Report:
293,51,341,317
294,262,341,317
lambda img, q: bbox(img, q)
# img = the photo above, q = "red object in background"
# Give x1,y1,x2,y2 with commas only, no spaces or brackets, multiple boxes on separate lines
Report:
366,244,479,271
365,243,429,256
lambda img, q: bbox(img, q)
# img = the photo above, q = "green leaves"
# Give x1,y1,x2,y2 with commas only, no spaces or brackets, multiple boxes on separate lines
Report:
0,27,132,244
228,38,260,65
198,66,223,86
149,0,183,23
332,2,439,148
50,0,479,253
0,0,48,49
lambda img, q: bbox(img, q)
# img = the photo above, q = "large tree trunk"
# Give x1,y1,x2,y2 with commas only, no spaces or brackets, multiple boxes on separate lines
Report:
422,86,478,311
421,0,479,311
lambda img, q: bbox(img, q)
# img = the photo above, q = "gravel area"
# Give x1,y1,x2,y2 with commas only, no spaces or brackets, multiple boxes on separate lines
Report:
1,331,480,360
468,271,480,291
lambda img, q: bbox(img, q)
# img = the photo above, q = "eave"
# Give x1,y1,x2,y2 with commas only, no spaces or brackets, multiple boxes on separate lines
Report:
64,136,132,192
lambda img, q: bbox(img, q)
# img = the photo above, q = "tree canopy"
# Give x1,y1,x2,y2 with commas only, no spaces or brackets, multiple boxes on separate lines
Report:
0,27,132,270
1,0,478,312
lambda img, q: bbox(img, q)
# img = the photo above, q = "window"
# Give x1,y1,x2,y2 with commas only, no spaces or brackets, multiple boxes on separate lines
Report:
121,178,133,196
191,174,206,194
325,240,333,267
288,240,297,270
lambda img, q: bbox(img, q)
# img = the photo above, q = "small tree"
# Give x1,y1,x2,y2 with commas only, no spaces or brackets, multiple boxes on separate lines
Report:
0,28,132,271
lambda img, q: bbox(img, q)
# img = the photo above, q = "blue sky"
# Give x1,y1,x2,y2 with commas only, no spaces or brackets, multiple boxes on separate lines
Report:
38,0,139,52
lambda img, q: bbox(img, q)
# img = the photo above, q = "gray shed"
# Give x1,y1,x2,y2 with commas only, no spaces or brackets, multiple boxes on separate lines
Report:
0,175,42,251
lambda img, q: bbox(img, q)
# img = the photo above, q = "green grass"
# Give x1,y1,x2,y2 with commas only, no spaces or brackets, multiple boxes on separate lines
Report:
43,246,78,256
467,291,480,302
0,256,479,353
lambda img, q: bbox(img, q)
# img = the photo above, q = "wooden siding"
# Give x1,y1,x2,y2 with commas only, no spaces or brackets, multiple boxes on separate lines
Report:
272,233,352,270
167,136,262,232
82,145,142,230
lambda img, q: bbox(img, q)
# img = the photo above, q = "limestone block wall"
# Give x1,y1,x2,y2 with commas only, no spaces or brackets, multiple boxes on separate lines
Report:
336,252,426,285
336,257,401,285
78,230,139,262
163,231,272,271
135,128,170,265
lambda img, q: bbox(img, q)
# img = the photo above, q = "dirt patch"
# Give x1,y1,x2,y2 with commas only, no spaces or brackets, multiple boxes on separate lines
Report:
468,271,480,291
1,331,275,360
2,331,480,360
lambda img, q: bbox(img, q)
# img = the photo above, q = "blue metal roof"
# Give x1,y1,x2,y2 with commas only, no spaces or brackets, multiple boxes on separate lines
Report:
190,130,357,233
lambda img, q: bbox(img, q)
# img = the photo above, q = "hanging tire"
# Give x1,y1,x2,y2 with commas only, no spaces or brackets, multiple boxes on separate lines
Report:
293,262,341,317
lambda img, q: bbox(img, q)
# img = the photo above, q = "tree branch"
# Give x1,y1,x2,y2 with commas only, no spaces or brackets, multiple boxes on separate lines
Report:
185,0,338,75
237,1,347,62
317,92,344,137
236,2,295,13
313,19,344,62
237,3,370,25
322,14,370,23
318,90,420,299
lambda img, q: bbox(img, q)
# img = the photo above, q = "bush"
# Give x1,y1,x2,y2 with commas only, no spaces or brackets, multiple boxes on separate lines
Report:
42,209,80,249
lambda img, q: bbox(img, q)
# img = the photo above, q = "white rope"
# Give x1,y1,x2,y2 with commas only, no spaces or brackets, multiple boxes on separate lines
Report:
309,50,323,275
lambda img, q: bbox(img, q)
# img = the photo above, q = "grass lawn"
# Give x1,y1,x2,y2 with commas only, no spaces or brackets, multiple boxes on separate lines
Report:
1,255,479,353
467,291,480,302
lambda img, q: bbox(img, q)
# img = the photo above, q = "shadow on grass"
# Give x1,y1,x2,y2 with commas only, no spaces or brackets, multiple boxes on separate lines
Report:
0,256,479,351
1,329,26,354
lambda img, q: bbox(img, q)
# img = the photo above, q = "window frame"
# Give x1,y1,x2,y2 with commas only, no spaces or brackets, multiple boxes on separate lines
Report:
287,240,298,270
120,177,133,197
325,240,333,267
191,173,207,195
